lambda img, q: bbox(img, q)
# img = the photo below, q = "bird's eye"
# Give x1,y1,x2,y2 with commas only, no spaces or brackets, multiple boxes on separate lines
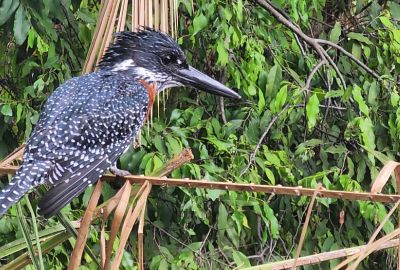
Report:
161,54,177,65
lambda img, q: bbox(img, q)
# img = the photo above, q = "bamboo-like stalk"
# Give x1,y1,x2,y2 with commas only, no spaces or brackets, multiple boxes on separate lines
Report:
154,0,159,30
292,184,322,269
1,165,400,203
243,239,400,270
67,180,103,270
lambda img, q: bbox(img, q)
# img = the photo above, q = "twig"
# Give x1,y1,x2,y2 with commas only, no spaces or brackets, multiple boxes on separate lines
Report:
303,60,327,92
242,238,400,270
219,68,228,124
254,0,382,87
0,144,25,166
67,180,103,270
292,183,322,269
316,39,380,79
1,165,400,203
348,200,400,270
240,103,291,176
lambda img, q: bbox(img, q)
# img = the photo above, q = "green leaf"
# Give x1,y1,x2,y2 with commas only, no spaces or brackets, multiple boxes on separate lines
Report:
218,203,228,235
192,13,207,35
352,85,369,116
329,22,341,43
16,103,23,122
347,32,373,45
1,104,12,116
264,168,275,185
271,85,287,113
264,203,279,238
232,250,251,268
352,43,362,60
166,135,181,156
266,64,282,96
13,5,30,45
389,2,400,20
223,7,232,21
216,40,228,66
0,0,19,26
359,117,376,151
207,189,225,201
158,259,169,270
306,93,320,129
325,89,344,99
236,0,243,22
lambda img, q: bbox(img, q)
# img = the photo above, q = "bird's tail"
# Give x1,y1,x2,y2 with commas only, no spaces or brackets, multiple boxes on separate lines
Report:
0,162,49,218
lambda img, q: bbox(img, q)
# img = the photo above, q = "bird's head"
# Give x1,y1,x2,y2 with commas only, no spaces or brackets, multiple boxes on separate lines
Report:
98,29,241,99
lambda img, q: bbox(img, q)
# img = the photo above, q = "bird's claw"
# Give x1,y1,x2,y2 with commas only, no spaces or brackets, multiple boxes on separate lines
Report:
110,166,131,177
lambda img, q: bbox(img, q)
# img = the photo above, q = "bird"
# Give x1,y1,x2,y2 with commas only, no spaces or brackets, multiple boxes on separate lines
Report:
0,29,240,218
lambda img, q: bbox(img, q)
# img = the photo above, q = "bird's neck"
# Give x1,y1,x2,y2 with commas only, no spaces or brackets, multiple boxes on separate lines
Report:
138,79,157,120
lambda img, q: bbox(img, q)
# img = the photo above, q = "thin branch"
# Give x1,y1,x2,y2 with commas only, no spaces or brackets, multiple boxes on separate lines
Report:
254,0,384,87
303,60,327,93
242,238,400,270
240,103,291,176
2,166,400,204
292,183,322,269
316,39,380,80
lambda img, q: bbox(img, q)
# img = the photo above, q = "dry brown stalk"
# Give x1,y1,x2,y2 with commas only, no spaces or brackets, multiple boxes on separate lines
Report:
348,200,400,270
68,180,103,270
154,0,159,30
0,144,24,166
104,181,132,269
333,228,400,270
100,215,107,267
244,239,400,270
112,181,151,268
371,161,400,194
82,0,111,73
138,184,151,270
332,160,400,270
292,183,322,269
101,173,400,203
1,165,400,203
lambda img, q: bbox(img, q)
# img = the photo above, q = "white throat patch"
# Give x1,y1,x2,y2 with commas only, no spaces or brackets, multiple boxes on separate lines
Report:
112,59,135,71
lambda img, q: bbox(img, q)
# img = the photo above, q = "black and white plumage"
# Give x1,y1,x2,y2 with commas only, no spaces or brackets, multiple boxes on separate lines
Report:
0,29,240,218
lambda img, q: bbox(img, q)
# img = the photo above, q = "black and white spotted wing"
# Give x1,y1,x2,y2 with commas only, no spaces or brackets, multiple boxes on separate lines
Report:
0,71,149,218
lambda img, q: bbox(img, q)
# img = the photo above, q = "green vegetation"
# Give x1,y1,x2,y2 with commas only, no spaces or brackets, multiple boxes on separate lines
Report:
1,0,400,269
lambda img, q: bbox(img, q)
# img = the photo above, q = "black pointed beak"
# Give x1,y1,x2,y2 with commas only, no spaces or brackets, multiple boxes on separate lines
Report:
174,66,241,99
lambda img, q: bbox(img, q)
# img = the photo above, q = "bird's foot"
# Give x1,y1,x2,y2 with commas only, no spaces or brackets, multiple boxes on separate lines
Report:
110,166,131,177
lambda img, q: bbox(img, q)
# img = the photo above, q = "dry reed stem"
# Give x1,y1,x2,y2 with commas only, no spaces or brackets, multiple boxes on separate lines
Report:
371,161,400,193
67,180,103,270
350,228,400,267
96,0,118,67
112,181,151,268
292,183,322,269
138,184,151,270
154,0,159,30
100,215,107,268
244,239,400,270
117,0,128,32
148,0,153,28
0,144,24,166
82,0,110,73
104,181,132,270
333,227,400,270
1,164,400,203
348,200,400,270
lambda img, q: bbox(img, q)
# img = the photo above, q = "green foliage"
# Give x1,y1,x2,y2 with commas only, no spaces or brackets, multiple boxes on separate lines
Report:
0,0,400,269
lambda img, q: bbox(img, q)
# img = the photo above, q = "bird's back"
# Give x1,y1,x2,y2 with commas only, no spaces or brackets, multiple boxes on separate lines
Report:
0,70,150,218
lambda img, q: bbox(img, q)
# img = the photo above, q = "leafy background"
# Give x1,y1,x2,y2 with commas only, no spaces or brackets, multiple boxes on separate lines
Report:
0,0,400,269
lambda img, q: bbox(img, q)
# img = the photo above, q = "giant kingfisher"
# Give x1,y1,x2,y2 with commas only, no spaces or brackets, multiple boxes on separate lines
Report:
0,29,240,218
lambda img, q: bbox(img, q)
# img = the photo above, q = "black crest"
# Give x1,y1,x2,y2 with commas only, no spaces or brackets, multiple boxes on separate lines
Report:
98,28,185,69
